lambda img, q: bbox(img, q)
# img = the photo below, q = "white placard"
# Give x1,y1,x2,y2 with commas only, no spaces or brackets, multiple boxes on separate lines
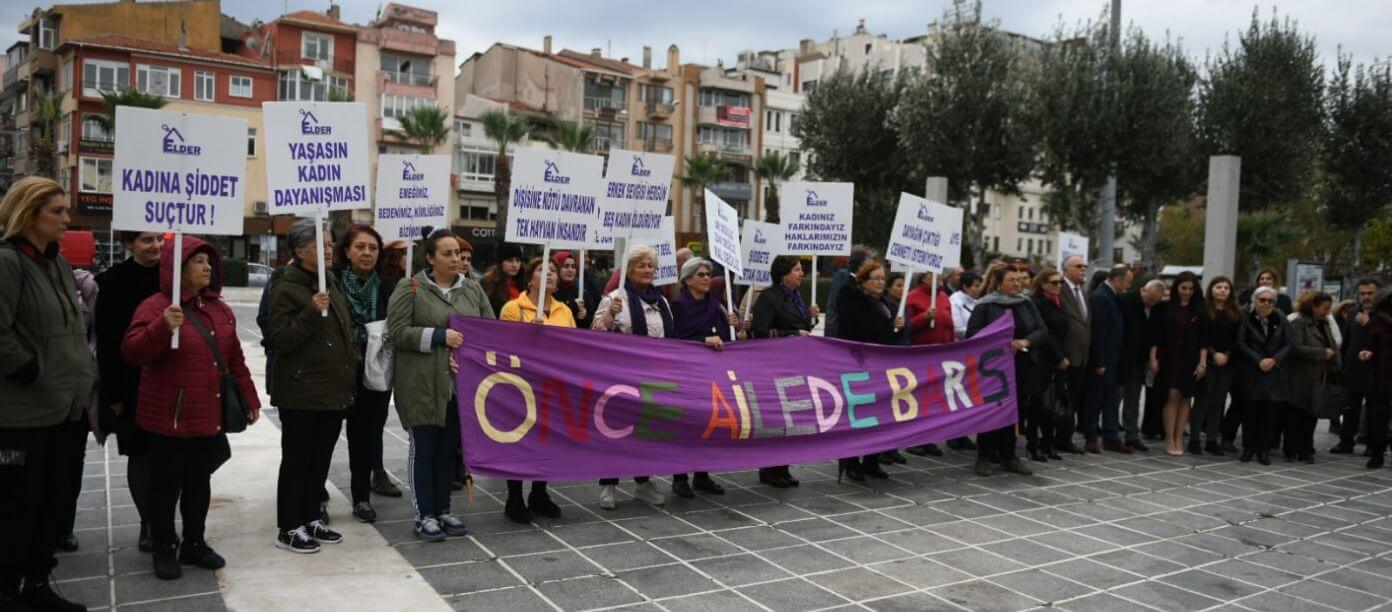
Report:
112,107,248,235
374,154,450,241
263,102,371,214
704,189,743,277
630,215,678,286
505,147,603,248
885,193,963,274
781,181,853,256
593,149,674,249
735,220,784,287
1057,231,1089,270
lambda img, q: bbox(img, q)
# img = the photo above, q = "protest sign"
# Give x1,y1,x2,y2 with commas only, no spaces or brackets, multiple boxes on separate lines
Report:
736,220,783,287
885,193,963,274
593,150,673,250
704,190,743,277
505,147,604,249
781,181,853,256
374,154,451,241
1057,231,1089,269
450,314,1017,481
262,102,371,215
628,215,678,286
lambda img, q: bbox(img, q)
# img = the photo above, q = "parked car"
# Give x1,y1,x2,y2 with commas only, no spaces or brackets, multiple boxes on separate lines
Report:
248,263,273,287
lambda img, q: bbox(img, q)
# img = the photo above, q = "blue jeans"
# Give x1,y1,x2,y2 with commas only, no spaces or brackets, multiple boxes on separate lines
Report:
409,399,461,519
1083,370,1121,443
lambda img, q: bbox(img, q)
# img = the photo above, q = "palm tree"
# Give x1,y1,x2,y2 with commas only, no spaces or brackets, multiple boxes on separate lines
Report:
541,120,594,153
751,151,800,223
387,105,451,154
676,152,727,255
30,88,63,179
480,109,531,247
87,89,167,135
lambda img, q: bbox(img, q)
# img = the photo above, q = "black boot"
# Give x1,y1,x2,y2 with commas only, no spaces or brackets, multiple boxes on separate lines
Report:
504,495,531,524
371,470,403,497
528,490,562,518
862,458,890,479
671,480,695,499
153,543,181,580
20,577,85,612
692,474,725,495
1205,440,1223,456
839,459,865,482
179,539,226,570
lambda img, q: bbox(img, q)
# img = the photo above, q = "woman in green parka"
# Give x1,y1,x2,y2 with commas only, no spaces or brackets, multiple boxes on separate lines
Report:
388,229,493,543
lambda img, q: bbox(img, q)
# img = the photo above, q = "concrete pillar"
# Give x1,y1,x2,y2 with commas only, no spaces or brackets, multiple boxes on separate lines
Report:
1203,155,1241,282
925,176,948,203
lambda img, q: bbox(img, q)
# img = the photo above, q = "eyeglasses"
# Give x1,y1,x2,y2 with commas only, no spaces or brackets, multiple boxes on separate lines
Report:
1255,298,1275,304
694,271,711,278
868,276,886,282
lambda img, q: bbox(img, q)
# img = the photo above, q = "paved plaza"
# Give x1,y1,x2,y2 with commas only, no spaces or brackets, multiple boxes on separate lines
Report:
52,297,1392,611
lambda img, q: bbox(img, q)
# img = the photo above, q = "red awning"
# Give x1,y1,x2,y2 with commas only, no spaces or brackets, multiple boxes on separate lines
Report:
60,231,96,267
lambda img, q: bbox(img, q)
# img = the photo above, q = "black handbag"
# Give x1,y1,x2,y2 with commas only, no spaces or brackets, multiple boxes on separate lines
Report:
186,312,251,434
1312,368,1344,420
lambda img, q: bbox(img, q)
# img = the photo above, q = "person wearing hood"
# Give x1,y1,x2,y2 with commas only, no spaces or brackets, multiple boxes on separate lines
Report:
551,250,598,330
481,243,526,316
0,177,97,612
95,231,165,553
121,235,260,580
667,257,738,499
269,218,360,553
966,263,1049,478
833,258,904,482
388,229,494,542
592,245,673,509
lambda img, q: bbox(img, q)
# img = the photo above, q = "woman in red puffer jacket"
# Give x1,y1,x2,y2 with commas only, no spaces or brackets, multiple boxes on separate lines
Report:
122,236,260,580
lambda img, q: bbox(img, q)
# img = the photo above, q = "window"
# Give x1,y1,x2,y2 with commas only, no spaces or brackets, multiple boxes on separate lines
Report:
83,59,129,97
60,60,71,92
637,122,671,149
1017,206,1023,220
229,75,253,98
801,80,817,94
590,121,624,150
81,115,111,142
380,52,431,86
37,20,56,51
18,90,26,112
194,71,215,101
789,113,800,132
1028,207,1035,221
993,237,1000,251
698,89,749,108
637,84,672,104
302,32,333,63
246,127,257,157
136,64,181,98
55,114,69,152
454,119,471,139
1044,240,1051,254
697,126,747,151
1016,238,1022,253
584,80,627,111
380,94,432,119
277,70,346,101
1027,238,1034,254
457,149,497,182
80,158,113,193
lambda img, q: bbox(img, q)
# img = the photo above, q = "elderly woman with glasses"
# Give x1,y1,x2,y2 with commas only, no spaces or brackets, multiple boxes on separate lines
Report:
1235,286,1294,465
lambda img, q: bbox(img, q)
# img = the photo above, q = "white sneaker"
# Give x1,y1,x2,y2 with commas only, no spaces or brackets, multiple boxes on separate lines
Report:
634,481,666,506
598,485,617,510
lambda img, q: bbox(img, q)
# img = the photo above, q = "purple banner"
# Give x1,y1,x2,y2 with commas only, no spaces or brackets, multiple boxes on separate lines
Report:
450,315,1018,481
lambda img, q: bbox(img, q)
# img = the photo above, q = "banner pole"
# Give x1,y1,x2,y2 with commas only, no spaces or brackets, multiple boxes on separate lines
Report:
170,231,183,350
896,270,912,323
928,271,938,329
724,268,737,342
316,211,327,317
536,244,550,323
810,256,818,312
405,239,413,279
578,249,585,303
617,237,628,290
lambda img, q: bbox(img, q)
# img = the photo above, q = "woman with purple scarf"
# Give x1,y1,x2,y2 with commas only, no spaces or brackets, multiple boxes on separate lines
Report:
592,245,673,510
749,255,821,488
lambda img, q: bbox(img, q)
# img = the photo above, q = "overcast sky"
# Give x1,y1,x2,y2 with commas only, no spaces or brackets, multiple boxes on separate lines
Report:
3,0,1388,75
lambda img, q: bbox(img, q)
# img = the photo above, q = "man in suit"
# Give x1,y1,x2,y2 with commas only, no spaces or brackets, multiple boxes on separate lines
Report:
1083,266,1134,453
1118,280,1166,451
1054,256,1091,454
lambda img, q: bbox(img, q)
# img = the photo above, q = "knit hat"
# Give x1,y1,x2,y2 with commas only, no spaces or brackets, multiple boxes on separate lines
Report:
680,257,712,285
551,250,573,269
497,243,523,261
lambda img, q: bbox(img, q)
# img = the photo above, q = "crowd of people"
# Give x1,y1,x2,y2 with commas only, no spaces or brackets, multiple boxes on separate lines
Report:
0,175,1389,612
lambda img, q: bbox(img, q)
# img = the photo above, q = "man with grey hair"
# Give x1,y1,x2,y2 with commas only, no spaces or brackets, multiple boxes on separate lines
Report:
1054,255,1091,454
1118,279,1167,450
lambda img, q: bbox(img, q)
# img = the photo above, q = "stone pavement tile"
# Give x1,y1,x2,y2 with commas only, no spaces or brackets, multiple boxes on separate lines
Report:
581,542,679,572
819,535,916,564
1244,517,1326,540
973,493,1045,514
786,495,865,516
447,585,553,612
880,505,964,527
776,517,860,542
836,490,916,510
925,520,1014,545
1056,592,1154,612
660,588,765,612
737,578,848,612
615,563,719,599
679,508,762,532
506,550,604,583
1279,539,1371,566
1014,506,1095,530
474,529,568,558
1027,531,1114,556
974,514,1055,538
869,557,973,589
1059,501,1133,522
1171,533,1259,558
419,560,522,595
1108,579,1221,612
1234,589,1341,612
1157,569,1263,601
1314,568,1392,599
1279,577,1388,611
927,548,1026,577
930,579,1037,612
1115,516,1194,540
649,533,743,560
53,577,108,610
691,553,792,587
1314,531,1391,557
806,566,915,601
1204,558,1303,589
120,593,227,611
114,571,219,605
1012,488,1081,508
111,544,150,576
395,538,492,566
1134,541,1223,566
548,521,638,548
864,591,965,612
757,544,855,575
52,551,108,582
830,510,917,534
613,514,703,540
1349,556,1392,577
716,525,804,552
1240,549,1342,576
1098,496,1171,517
1148,509,1229,532
1090,549,1185,577
934,498,1006,520
1071,523,1157,547
981,537,1074,567
1043,558,1139,591
1211,524,1297,548
989,568,1095,603
731,502,814,525
536,575,645,609
876,528,962,555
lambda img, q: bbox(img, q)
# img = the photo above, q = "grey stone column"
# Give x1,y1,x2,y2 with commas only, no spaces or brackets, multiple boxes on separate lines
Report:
1204,155,1241,281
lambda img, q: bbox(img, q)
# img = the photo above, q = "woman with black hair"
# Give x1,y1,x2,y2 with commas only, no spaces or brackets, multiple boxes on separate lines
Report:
750,255,820,488
1150,271,1207,456
481,243,526,316
1197,276,1242,455
833,258,904,481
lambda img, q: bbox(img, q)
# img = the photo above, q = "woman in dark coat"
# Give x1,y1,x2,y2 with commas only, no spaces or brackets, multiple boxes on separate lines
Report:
1235,286,1293,465
668,257,739,498
95,231,164,552
480,243,526,316
750,255,820,488
1285,292,1341,464
833,258,904,482
1198,276,1242,456
1150,271,1207,456
967,263,1049,478
1029,268,1069,462
1357,292,1390,469
551,250,599,330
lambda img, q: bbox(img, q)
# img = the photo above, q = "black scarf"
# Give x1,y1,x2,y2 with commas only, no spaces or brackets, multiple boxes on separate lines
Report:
624,280,673,338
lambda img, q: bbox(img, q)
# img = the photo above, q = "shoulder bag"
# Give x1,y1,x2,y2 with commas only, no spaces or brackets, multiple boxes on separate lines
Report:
186,312,251,433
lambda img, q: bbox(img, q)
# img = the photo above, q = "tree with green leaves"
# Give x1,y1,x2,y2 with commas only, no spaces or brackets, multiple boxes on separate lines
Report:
541,120,595,153
751,151,799,223
1034,19,1115,234
481,109,531,246
895,0,1039,267
88,89,168,135
30,88,63,179
676,152,725,254
1198,9,1324,212
794,70,912,251
387,105,451,154
1318,54,1391,271
1236,210,1300,279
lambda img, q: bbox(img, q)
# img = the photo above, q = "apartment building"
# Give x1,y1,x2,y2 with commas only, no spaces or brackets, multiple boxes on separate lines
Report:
673,60,765,234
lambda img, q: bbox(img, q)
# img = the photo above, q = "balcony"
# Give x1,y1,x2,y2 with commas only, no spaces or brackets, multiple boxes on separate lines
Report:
2,66,19,91
374,26,442,56
708,181,752,202
584,97,626,117
641,138,672,153
377,70,437,98
382,70,436,87
698,104,751,127
645,100,675,119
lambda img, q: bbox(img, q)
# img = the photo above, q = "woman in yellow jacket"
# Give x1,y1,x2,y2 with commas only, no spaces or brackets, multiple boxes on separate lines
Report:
497,257,572,522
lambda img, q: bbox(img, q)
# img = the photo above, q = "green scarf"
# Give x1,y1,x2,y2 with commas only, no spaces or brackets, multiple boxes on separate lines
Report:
340,269,380,344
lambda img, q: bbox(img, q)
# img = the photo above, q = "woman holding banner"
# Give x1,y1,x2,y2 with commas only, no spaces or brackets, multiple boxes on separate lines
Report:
750,255,820,488
332,225,402,525
592,245,672,509
967,264,1048,478
123,237,260,579
498,257,571,523
1029,268,1070,462
481,243,526,316
668,257,739,499
388,229,494,541
833,259,903,481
